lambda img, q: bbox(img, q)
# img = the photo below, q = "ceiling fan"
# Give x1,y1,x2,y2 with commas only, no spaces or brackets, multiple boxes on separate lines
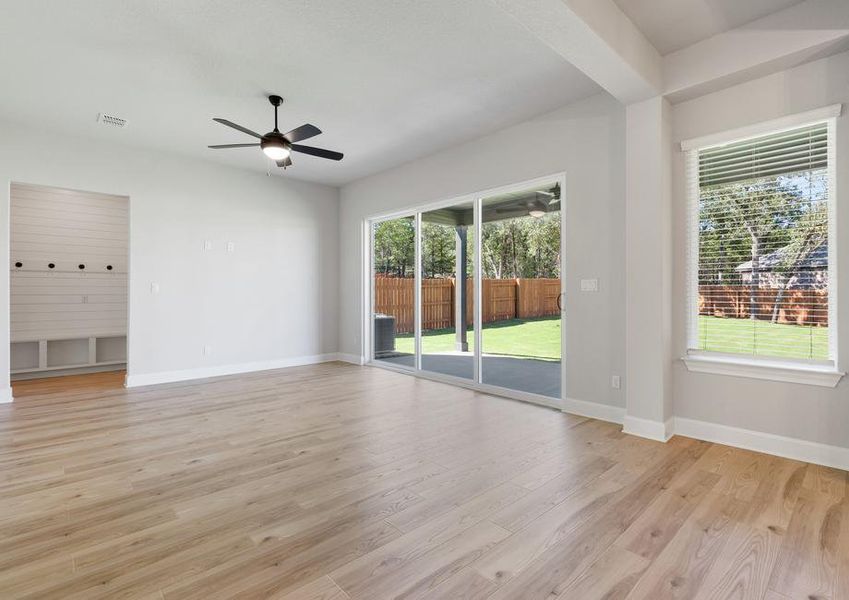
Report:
208,95,343,168
493,183,562,218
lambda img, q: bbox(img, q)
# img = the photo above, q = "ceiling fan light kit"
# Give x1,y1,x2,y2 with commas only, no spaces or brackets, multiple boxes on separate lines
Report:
209,95,342,169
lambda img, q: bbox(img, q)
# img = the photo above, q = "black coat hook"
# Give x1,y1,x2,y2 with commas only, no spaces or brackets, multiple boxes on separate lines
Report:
78,264,86,270
48,263,55,269
14,261,22,268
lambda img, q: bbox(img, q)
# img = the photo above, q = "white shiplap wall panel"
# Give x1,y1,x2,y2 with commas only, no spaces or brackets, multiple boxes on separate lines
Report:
10,183,128,344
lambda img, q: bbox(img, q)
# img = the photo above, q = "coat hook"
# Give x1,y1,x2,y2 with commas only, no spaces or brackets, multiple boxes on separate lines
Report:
48,263,55,269
14,261,22,268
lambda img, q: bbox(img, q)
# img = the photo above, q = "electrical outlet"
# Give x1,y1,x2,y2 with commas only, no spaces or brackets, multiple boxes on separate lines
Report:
226,241,235,253
580,279,599,292
611,375,621,389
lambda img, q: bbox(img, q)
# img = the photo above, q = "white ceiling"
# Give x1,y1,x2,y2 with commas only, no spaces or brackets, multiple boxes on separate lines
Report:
0,0,602,186
613,0,807,55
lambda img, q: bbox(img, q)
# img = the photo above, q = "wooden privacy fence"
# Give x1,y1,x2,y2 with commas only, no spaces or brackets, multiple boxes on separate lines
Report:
699,285,828,326
374,276,561,333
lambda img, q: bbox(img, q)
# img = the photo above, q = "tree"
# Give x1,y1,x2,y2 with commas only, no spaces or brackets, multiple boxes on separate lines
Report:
373,219,414,277
700,177,800,319
769,200,827,322
421,223,455,278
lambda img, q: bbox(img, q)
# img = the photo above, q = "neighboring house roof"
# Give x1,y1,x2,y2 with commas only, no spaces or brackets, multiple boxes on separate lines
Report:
735,243,827,273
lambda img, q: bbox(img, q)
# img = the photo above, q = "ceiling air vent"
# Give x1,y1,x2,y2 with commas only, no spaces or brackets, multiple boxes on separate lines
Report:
96,113,127,128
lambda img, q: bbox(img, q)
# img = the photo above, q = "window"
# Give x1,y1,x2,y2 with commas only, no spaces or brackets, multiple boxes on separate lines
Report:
684,112,839,383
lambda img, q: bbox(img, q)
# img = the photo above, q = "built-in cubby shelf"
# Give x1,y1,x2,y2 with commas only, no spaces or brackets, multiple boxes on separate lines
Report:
9,182,129,381
11,334,126,376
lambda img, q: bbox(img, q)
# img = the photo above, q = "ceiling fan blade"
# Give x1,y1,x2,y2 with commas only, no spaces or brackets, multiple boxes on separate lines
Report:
276,157,293,168
291,144,343,161
208,143,260,149
283,124,322,143
213,118,263,139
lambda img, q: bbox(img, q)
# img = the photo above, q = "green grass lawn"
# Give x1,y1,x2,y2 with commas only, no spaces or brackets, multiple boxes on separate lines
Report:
697,315,828,360
394,314,828,361
396,316,561,360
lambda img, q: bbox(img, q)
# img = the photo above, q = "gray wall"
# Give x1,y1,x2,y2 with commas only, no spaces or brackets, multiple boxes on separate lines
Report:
339,93,627,410
671,51,849,448
0,120,339,388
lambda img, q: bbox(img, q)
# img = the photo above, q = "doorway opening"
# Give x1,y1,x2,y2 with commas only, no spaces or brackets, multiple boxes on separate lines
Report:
9,183,129,394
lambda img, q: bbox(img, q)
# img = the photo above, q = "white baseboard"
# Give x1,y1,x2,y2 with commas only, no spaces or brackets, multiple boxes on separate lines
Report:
0,387,13,404
562,397,625,424
623,415,674,442
674,416,849,472
125,353,339,388
336,353,364,365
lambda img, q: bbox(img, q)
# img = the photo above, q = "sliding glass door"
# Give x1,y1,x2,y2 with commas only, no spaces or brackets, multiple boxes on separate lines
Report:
480,187,562,398
368,177,564,406
371,215,416,369
419,201,475,380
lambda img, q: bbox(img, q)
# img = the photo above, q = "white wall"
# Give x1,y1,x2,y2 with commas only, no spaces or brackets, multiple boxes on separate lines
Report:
671,50,849,449
339,93,627,410
0,120,339,392
11,183,128,343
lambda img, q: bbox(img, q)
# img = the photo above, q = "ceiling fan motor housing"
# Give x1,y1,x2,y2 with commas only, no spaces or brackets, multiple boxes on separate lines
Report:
261,131,291,151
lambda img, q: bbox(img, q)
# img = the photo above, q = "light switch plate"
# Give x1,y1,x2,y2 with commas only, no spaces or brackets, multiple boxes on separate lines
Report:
580,278,599,292
203,240,213,251
150,282,160,294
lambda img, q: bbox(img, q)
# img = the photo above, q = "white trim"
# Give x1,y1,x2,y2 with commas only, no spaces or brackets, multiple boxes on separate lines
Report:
336,353,365,365
414,212,422,371
473,197,482,384
674,417,849,472
682,354,843,387
623,415,674,442
562,397,625,424
827,117,839,366
361,219,372,365
362,172,567,223
680,104,842,151
0,387,13,403
683,110,841,375
124,353,338,388
684,148,700,350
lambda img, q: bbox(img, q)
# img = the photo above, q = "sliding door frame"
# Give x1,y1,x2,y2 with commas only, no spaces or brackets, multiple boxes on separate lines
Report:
363,172,567,410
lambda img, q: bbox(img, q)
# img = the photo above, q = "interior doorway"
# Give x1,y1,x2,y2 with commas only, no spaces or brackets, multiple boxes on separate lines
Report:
9,183,129,391
366,174,565,408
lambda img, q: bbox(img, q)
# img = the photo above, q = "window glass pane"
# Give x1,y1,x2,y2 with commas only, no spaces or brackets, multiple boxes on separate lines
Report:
418,201,475,380
479,183,562,398
694,123,831,361
372,216,415,368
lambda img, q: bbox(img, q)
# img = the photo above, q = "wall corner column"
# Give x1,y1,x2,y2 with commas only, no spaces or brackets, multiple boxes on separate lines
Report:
624,96,674,441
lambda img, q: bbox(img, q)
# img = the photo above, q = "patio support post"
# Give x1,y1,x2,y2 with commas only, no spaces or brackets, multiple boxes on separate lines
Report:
455,225,468,351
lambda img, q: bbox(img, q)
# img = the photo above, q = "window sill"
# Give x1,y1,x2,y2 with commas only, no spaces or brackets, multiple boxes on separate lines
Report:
682,354,844,388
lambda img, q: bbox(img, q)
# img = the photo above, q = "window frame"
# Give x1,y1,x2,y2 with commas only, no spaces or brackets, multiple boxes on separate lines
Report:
681,105,843,387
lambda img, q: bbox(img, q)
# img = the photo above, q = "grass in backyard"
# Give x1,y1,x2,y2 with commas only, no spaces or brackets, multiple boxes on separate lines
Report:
395,314,828,362
697,315,828,360
396,316,561,360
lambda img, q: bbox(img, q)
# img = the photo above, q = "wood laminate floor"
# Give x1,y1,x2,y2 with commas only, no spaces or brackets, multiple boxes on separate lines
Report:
1,363,847,599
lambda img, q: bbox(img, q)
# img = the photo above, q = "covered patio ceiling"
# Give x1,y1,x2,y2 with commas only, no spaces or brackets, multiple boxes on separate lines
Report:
421,182,561,226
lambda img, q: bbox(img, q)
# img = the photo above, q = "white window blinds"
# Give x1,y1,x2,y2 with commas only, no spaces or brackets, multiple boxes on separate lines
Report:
686,121,835,363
